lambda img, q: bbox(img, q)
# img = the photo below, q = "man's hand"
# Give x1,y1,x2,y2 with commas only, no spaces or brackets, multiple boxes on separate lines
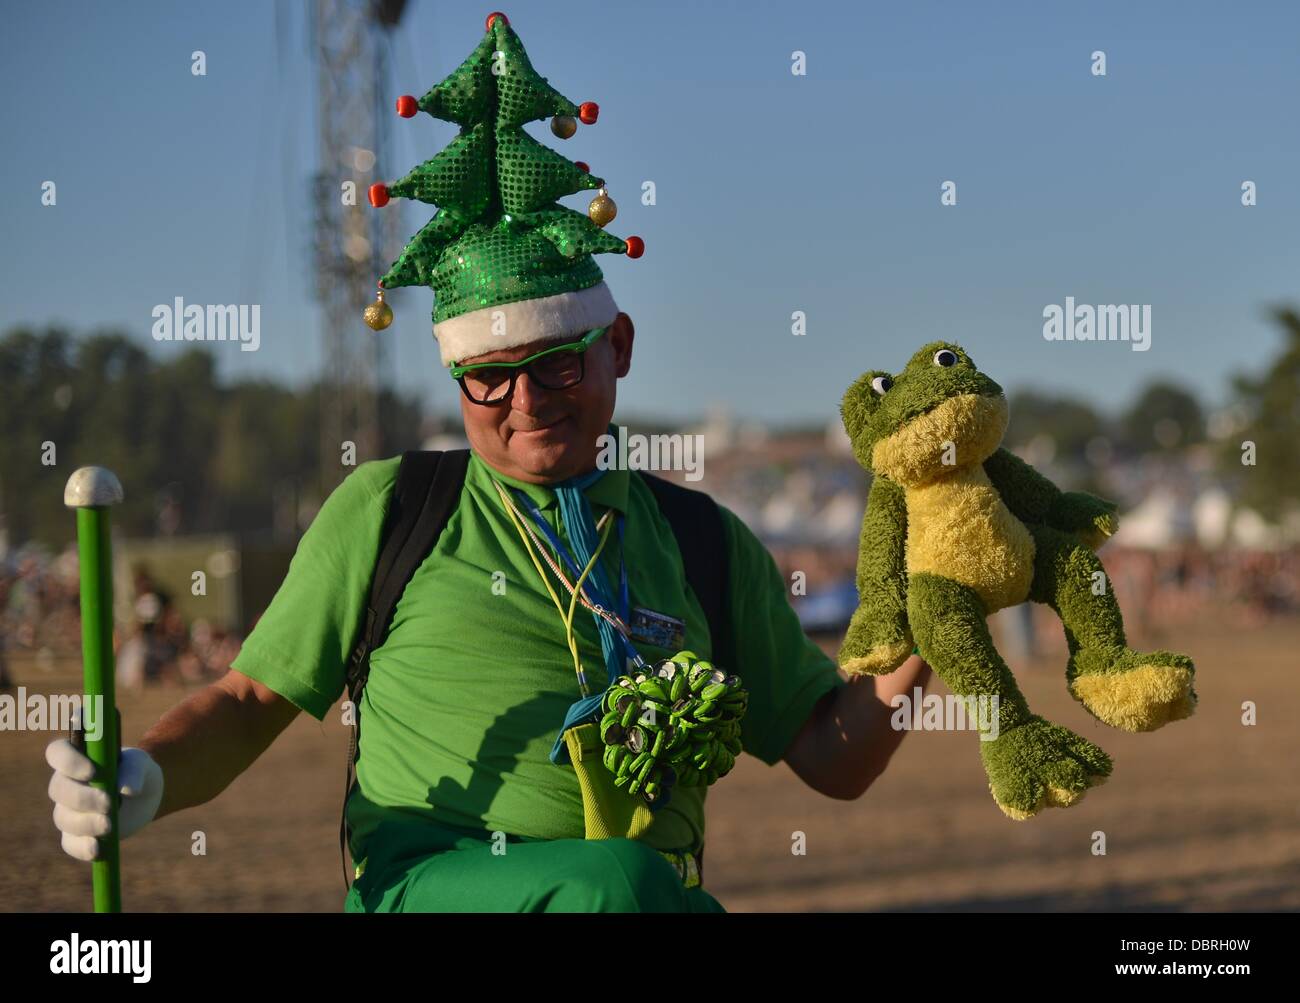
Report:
783,654,932,799
46,741,164,861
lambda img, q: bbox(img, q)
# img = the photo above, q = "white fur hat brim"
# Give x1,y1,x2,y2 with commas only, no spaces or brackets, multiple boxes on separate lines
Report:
434,282,620,367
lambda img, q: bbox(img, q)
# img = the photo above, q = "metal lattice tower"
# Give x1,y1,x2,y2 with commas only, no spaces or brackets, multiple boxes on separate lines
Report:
311,0,407,496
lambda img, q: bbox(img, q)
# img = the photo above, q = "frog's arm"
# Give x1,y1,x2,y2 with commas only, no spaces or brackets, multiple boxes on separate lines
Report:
838,475,912,675
983,447,1118,550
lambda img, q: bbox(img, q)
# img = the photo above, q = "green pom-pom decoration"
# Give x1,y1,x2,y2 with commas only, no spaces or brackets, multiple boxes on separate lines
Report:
596,652,749,805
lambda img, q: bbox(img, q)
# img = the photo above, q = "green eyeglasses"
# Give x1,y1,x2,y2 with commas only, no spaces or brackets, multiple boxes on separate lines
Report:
450,327,608,405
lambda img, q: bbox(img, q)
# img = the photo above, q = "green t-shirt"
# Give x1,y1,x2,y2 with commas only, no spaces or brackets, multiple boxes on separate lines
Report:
231,443,845,863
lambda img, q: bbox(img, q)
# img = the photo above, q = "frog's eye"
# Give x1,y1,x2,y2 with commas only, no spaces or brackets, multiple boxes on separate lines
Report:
933,349,959,367
870,375,893,395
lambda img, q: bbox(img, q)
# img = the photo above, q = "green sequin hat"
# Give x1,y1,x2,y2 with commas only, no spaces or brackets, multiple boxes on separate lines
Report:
366,11,643,367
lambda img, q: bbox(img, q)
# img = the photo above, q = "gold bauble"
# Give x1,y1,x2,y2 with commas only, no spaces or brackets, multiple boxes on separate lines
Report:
363,290,393,331
588,189,617,228
550,115,577,139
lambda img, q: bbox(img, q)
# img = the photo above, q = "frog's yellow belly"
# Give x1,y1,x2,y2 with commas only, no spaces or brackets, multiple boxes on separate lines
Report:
904,466,1035,613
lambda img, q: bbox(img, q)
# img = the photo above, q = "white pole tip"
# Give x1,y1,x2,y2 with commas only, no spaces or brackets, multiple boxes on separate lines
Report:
63,467,125,508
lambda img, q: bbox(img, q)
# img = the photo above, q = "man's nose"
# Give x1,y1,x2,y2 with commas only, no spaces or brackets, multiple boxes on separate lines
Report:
511,369,549,412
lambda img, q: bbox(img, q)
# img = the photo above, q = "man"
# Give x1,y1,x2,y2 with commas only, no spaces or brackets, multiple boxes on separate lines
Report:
45,12,931,913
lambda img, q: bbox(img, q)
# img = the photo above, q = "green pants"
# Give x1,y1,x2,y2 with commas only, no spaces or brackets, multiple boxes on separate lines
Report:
344,820,726,913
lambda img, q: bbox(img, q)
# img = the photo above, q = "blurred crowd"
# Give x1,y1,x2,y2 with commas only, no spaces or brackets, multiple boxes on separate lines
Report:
775,543,1300,634
0,545,243,689
113,567,244,689
3,529,1296,693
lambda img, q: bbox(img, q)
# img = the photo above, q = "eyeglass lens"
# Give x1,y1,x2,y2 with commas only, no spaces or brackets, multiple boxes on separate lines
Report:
461,350,585,403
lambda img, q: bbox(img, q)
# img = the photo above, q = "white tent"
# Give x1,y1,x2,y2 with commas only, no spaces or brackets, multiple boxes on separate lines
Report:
1111,487,1196,550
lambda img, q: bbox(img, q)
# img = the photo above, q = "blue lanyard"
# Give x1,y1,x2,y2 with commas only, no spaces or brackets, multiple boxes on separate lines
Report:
512,489,640,674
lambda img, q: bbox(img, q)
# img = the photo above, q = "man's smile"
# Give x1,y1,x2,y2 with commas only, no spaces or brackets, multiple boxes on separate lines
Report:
512,414,571,436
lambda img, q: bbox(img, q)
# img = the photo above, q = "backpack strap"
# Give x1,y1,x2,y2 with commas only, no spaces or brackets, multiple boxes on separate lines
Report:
638,472,730,887
344,449,471,707
340,448,470,886
638,472,733,676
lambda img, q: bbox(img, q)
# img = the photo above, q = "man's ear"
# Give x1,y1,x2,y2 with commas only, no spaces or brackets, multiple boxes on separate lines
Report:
609,312,634,378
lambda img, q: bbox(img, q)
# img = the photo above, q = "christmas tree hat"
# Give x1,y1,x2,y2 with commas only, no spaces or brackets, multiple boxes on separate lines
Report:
364,11,643,367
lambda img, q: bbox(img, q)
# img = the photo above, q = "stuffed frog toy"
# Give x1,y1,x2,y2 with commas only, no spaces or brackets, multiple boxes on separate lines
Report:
839,342,1196,819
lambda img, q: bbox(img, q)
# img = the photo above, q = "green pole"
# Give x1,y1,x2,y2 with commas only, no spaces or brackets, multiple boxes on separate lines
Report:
64,466,124,914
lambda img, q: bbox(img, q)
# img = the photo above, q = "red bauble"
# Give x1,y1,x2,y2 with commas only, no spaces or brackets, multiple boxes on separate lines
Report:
486,12,508,30
579,102,599,124
396,95,418,118
625,236,644,258
368,183,390,208
574,161,590,174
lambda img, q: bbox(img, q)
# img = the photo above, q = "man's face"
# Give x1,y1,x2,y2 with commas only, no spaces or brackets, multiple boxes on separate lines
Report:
457,312,635,484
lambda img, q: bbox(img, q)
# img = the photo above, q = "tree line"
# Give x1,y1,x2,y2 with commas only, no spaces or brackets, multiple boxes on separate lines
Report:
0,328,423,548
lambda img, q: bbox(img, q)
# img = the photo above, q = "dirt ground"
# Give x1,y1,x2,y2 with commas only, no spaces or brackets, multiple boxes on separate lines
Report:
3,617,1298,912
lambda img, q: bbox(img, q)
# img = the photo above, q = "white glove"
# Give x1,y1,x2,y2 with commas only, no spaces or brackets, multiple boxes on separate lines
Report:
46,739,164,862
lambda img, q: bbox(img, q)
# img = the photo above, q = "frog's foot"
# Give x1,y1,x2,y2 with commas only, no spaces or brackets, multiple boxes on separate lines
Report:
838,611,912,676
979,716,1112,820
1068,648,1196,732
840,637,912,676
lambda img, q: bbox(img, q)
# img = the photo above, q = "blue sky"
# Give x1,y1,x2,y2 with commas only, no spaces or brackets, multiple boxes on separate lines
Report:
2,0,1297,425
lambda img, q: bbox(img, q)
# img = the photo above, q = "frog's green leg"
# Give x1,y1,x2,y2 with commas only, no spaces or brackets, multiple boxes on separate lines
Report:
908,573,1110,819
839,476,912,676
1027,524,1196,732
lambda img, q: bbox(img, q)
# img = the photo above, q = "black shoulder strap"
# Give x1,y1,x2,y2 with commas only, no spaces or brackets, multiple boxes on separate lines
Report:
639,472,730,884
340,448,470,886
345,449,471,704
638,472,733,672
